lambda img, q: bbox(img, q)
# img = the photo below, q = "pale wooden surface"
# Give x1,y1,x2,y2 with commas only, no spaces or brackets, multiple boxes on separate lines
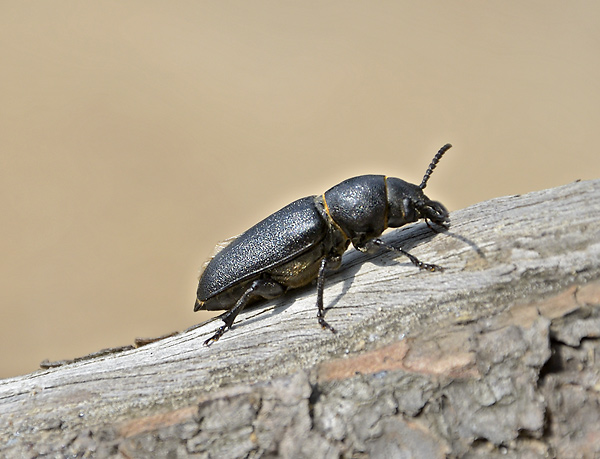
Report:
2,179,600,458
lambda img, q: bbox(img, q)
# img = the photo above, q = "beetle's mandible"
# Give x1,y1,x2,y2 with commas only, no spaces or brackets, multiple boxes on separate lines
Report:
195,144,452,345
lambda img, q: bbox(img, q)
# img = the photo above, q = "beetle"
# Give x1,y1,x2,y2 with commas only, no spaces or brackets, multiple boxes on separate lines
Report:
195,143,452,345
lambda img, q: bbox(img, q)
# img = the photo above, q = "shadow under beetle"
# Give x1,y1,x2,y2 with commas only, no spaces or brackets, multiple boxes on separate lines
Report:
195,144,452,345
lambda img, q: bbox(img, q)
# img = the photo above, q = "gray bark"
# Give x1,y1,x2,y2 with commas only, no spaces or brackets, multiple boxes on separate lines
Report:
2,179,600,458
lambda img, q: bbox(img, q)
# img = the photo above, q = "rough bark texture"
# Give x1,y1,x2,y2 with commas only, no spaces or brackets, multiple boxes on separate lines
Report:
2,179,600,458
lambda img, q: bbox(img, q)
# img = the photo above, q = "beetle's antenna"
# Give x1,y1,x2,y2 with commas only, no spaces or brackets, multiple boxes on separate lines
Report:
419,143,452,190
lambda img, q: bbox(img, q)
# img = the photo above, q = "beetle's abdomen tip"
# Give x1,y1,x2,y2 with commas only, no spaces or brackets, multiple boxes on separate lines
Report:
194,298,204,312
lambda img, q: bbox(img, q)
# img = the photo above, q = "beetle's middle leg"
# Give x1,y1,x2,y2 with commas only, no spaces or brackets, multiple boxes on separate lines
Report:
204,279,284,346
315,256,340,334
367,238,444,272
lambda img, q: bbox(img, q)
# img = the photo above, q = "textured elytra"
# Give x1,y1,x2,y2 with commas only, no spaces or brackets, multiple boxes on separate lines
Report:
196,196,329,301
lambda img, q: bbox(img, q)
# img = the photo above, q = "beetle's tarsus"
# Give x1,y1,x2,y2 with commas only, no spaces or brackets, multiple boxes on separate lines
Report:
319,317,336,334
422,262,444,272
403,251,444,272
204,325,227,346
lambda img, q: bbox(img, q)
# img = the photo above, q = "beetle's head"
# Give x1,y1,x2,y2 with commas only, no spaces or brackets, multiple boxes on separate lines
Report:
386,143,452,229
386,178,449,228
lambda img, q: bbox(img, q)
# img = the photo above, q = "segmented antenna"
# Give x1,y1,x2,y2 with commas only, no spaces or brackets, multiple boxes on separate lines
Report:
419,143,452,190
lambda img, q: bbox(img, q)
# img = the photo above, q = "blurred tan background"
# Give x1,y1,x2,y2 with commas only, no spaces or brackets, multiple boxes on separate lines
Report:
1,2,599,379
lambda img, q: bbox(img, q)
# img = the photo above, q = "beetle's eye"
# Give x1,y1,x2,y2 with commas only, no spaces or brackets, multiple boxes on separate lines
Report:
402,198,416,222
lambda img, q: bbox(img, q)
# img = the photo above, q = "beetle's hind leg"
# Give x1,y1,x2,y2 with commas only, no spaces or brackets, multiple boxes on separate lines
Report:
204,279,284,346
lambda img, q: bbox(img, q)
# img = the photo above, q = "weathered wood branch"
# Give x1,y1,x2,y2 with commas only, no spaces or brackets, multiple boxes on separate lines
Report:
2,179,600,458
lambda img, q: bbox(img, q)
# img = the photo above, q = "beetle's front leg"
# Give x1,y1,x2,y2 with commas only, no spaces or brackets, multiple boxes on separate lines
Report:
204,279,284,346
366,238,444,272
315,256,340,334
425,218,449,233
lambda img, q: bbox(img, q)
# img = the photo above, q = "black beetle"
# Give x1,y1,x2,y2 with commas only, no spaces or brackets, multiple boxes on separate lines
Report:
195,144,452,345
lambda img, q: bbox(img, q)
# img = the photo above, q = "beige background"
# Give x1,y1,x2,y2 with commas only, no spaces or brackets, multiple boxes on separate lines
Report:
1,2,599,379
